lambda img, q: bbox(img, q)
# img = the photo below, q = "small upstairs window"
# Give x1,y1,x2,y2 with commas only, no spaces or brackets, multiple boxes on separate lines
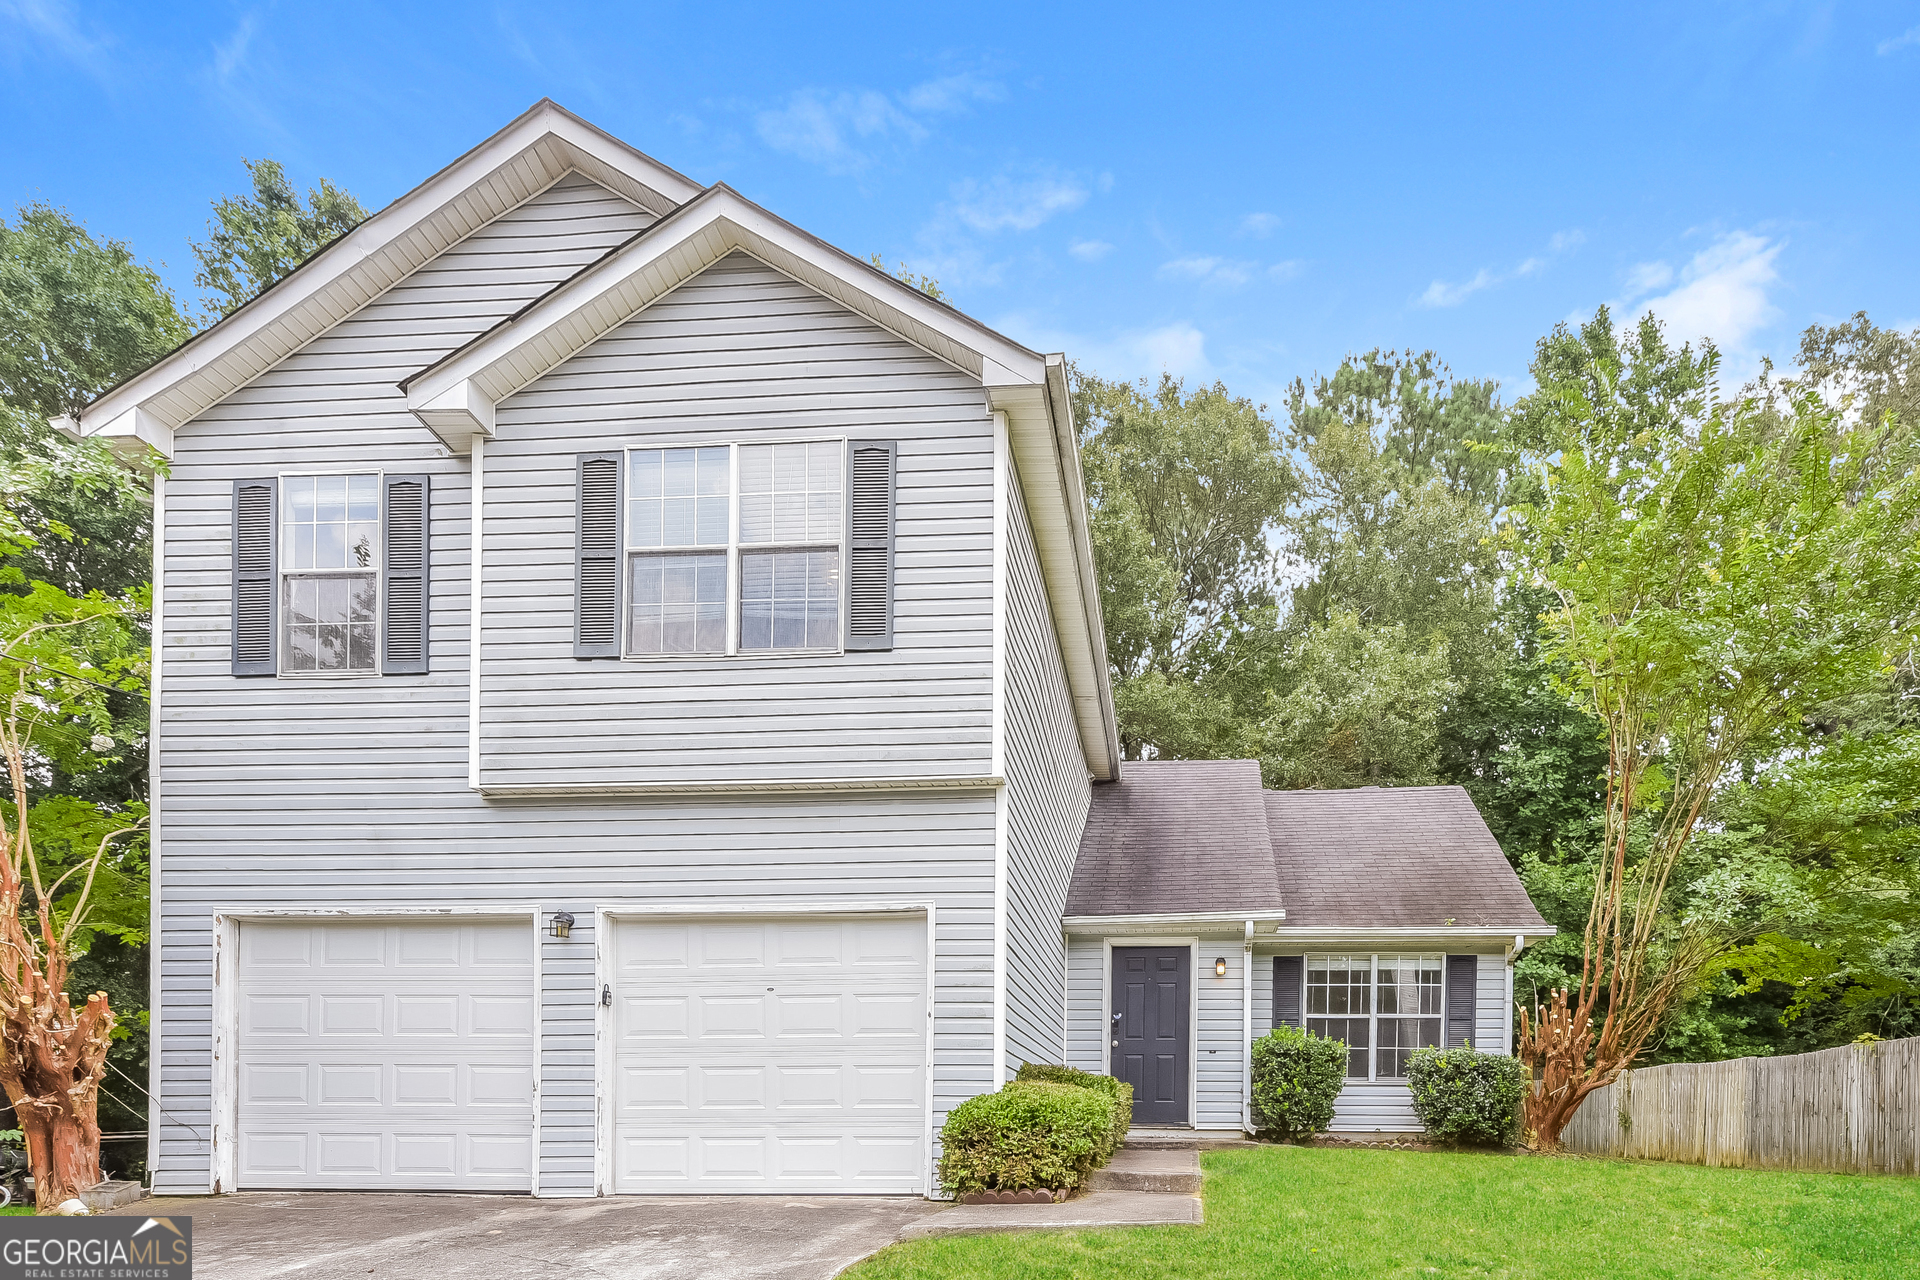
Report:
230,472,431,678
282,474,381,673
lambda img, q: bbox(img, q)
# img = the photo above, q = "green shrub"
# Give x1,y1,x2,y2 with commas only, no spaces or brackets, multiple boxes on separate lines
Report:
1250,1025,1348,1138
1406,1044,1528,1146
1014,1062,1133,1156
938,1081,1116,1193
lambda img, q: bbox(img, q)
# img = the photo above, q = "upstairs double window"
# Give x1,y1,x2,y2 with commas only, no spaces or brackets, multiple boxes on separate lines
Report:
575,438,896,660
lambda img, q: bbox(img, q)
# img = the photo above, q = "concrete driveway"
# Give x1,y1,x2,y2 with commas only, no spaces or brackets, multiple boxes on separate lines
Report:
106,1192,948,1280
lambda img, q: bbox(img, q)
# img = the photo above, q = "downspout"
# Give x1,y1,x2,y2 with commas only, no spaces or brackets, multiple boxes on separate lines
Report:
1503,934,1528,1055
1241,919,1255,1135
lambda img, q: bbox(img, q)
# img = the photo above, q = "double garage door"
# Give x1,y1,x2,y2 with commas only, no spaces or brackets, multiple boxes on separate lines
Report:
234,914,927,1195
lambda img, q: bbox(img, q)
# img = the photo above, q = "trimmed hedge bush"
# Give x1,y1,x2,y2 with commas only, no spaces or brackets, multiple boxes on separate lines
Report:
1014,1062,1133,1156
938,1081,1115,1194
1406,1044,1528,1146
1250,1024,1347,1139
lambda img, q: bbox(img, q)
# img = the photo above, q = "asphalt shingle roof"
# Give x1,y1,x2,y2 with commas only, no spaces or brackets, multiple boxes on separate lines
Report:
1064,760,1284,916
1064,761,1546,929
1265,785,1547,928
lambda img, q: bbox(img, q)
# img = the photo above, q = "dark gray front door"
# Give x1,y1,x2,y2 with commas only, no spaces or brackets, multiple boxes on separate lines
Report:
1111,946,1190,1126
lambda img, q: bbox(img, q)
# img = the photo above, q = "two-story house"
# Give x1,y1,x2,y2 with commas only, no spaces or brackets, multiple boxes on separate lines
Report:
72,102,1547,1200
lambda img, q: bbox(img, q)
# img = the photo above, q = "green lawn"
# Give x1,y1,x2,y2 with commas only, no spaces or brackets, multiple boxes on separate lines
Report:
848,1145,1918,1279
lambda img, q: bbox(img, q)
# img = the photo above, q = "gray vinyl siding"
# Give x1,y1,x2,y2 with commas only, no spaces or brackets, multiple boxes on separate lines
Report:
1477,952,1509,1052
1064,934,1105,1075
1195,939,1246,1128
475,252,995,790
151,189,1001,1196
1001,458,1091,1075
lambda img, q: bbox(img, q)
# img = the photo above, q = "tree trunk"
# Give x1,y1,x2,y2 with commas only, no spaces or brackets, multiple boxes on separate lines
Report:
13,1085,102,1210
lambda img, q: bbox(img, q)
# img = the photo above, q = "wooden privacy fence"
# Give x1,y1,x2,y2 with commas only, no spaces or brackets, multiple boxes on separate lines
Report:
1562,1036,1920,1175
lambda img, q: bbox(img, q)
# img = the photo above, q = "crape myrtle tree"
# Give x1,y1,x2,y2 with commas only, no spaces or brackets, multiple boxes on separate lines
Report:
191,159,367,321
0,471,148,1208
1507,309,1920,1147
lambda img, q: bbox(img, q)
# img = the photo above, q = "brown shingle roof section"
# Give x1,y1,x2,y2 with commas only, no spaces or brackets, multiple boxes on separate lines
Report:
1265,785,1547,928
1065,760,1284,917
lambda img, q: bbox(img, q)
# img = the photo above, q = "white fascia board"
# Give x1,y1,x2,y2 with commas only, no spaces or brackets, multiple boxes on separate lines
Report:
408,378,495,452
74,100,699,438
1261,925,1559,948
1063,911,1286,933
86,405,174,459
407,187,1045,410
990,365,1120,781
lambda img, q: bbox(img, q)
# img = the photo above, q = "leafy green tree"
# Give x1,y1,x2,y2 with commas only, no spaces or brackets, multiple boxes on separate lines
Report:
1508,309,1920,1146
1252,612,1453,789
192,159,368,320
1074,370,1296,760
0,204,183,601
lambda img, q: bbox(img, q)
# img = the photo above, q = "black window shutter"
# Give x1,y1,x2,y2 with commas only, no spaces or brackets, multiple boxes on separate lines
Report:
574,452,622,658
845,440,896,651
1273,955,1303,1030
231,478,277,677
1445,955,1478,1048
383,475,430,674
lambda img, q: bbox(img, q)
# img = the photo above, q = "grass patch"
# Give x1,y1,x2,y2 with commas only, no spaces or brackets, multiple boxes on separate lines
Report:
0,1206,34,1216
849,1145,1918,1279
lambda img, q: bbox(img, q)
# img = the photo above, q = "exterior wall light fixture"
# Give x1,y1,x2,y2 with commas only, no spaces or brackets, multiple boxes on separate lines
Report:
548,911,576,939
1215,956,1228,978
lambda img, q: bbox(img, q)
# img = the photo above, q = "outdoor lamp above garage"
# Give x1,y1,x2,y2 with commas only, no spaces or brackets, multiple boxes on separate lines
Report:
548,911,575,939
1215,956,1228,977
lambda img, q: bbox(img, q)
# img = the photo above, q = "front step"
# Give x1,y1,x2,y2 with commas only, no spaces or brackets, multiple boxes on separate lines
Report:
1124,1127,1261,1151
1090,1146,1203,1194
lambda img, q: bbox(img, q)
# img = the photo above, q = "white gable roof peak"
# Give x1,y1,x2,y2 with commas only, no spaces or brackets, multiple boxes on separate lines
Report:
73,100,701,453
399,183,1049,450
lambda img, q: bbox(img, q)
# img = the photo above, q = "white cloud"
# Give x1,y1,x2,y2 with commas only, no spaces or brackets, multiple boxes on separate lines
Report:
1419,268,1496,308
996,315,1212,383
1877,24,1920,54
1621,260,1675,298
212,11,257,84
755,89,923,172
1626,231,1784,355
1069,239,1114,262
951,173,1087,232
1159,256,1258,286
902,71,1003,113
1239,212,1281,238
1416,229,1585,308
1268,260,1304,282
0,0,110,77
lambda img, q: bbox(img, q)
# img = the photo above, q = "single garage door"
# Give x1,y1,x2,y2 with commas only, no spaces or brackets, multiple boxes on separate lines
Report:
610,914,928,1194
235,919,536,1190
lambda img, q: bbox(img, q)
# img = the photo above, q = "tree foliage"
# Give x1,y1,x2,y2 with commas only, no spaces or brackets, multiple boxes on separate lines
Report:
1074,370,1296,760
1509,308,1920,1145
192,159,368,320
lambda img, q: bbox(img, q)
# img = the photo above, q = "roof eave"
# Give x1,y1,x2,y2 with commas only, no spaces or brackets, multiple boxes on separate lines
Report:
73,99,702,453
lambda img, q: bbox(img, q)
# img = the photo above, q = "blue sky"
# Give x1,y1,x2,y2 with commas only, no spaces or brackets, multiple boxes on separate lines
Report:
5,2,1919,409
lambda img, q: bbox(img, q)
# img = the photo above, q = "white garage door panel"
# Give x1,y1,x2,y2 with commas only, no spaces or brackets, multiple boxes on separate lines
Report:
235,920,536,1191
612,915,928,1194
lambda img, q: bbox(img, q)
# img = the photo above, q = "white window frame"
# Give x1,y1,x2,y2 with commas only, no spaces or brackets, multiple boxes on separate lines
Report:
1305,952,1445,1083
276,467,383,678
619,438,848,660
